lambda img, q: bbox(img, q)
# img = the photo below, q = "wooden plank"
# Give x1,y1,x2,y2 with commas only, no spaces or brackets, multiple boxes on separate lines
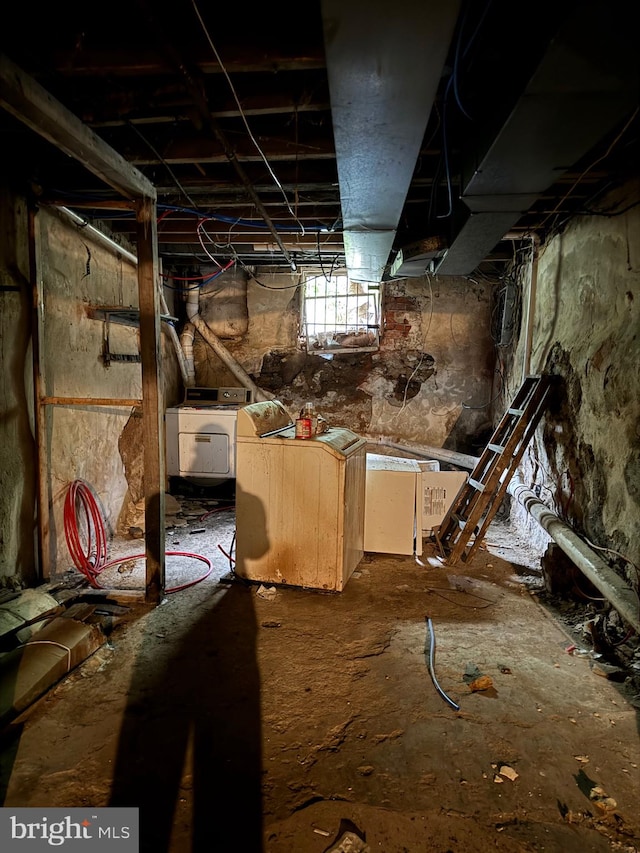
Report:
136,198,165,602
42,397,142,407
0,52,156,201
28,205,51,580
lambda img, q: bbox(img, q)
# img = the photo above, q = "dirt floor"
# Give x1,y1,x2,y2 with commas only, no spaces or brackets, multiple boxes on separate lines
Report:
1,493,639,853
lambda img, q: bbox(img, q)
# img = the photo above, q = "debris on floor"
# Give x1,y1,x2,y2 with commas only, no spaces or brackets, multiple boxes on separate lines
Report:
323,819,369,853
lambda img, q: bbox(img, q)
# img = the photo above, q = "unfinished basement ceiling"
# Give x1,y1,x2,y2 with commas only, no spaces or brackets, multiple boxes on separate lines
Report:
0,0,638,281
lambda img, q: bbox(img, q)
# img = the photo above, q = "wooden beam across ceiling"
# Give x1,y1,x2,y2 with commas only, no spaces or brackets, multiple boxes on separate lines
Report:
0,52,156,201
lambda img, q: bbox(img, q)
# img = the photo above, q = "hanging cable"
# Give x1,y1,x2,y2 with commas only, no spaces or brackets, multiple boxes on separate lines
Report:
190,0,305,236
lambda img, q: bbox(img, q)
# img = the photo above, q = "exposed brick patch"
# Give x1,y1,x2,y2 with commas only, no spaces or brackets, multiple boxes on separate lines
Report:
384,296,419,311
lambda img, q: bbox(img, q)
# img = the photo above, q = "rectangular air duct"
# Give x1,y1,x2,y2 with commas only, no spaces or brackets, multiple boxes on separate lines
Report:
435,0,639,276
321,0,460,283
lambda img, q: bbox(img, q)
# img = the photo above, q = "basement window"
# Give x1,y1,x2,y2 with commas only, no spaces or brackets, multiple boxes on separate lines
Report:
300,271,380,353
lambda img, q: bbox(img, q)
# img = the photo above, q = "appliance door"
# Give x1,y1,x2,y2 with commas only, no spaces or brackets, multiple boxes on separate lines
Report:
166,408,238,478
178,431,230,476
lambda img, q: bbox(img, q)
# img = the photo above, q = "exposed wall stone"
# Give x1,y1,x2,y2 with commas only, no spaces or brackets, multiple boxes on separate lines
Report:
503,181,640,579
183,267,496,454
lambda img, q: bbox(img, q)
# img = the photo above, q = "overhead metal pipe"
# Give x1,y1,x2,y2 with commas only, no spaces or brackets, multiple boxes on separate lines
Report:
508,477,640,632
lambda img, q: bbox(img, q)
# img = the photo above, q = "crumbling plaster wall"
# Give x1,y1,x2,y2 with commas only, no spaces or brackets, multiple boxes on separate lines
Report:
504,183,640,575
0,198,180,586
0,189,37,586
37,208,140,575
189,269,495,453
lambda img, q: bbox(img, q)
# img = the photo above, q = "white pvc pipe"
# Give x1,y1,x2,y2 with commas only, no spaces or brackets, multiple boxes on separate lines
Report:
521,235,539,382
190,314,273,403
178,322,196,386
59,206,138,265
508,477,640,632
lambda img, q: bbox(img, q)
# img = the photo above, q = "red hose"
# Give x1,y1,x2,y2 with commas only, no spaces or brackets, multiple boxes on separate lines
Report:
64,480,213,593
63,480,108,587
98,551,213,594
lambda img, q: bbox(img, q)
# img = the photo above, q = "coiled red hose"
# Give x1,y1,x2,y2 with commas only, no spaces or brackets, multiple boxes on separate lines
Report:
64,480,212,593
63,480,108,586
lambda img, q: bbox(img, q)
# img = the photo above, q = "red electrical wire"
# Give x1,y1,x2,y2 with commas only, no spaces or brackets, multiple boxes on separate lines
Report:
64,480,212,593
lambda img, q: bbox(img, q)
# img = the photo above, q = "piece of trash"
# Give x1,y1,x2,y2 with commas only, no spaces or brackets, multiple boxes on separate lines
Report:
493,774,504,783
469,675,494,692
589,786,617,812
463,663,483,683
499,764,519,781
574,755,589,764
313,828,331,837
498,664,512,674
256,584,277,600
323,819,369,853
190,528,206,534
566,644,576,654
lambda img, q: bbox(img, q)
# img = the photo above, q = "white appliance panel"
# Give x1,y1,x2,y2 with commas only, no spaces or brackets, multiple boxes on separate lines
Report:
178,431,229,475
166,406,239,479
364,454,422,556
421,471,468,533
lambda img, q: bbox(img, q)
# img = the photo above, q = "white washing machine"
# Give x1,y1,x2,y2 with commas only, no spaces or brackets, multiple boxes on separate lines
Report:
165,387,251,482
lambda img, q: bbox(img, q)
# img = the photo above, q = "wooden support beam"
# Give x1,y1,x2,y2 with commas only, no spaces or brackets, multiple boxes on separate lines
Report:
0,52,156,201
42,397,142,407
136,197,165,602
29,205,50,580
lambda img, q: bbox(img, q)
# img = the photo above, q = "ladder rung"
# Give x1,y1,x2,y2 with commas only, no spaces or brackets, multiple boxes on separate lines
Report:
437,375,551,564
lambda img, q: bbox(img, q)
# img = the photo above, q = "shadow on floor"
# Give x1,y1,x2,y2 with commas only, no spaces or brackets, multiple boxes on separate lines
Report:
108,582,263,852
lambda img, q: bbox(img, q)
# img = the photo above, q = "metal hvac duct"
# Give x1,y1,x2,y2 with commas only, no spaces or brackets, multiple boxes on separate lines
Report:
321,0,461,283
434,0,640,276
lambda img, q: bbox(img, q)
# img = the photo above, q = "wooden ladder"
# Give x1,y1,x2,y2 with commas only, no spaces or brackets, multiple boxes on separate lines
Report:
434,374,552,565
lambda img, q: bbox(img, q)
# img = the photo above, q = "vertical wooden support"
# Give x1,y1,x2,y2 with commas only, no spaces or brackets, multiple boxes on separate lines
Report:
28,203,50,579
136,197,165,601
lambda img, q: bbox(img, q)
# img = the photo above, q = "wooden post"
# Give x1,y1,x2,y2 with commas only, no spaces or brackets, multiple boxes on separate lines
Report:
136,197,165,602
29,203,51,579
